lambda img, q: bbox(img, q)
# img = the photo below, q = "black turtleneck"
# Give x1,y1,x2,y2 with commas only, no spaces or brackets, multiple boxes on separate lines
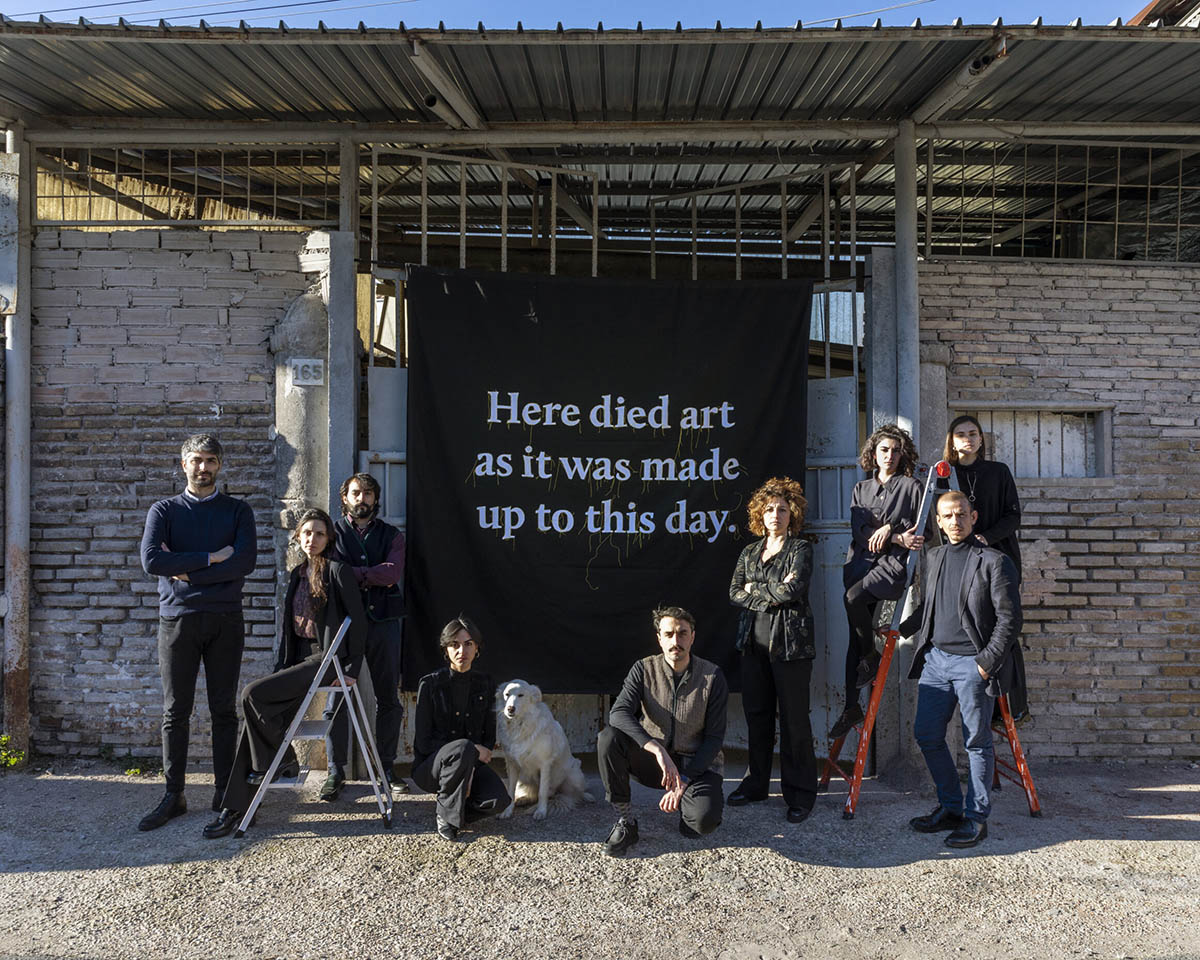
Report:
931,540,977,656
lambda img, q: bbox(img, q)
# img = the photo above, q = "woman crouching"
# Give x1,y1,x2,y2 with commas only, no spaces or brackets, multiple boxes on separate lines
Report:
204,507,366,838
411,616,511,841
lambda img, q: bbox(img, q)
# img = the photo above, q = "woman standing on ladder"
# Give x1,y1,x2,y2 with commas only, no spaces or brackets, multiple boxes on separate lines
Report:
830,424,924,740
938,414,1028,720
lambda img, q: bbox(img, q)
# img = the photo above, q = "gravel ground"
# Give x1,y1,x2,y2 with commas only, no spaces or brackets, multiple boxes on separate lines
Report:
2,758,1198,960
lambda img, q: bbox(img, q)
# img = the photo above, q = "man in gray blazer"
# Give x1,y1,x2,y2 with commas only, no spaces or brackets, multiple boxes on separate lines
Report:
903,489,1022,848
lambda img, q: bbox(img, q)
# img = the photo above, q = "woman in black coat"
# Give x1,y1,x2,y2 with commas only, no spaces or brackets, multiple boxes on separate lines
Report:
411,615,511,841
727,476,818,824
204,507,366,838
830,424,925,739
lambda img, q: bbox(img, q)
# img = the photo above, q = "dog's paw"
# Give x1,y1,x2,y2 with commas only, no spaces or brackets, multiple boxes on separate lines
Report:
498,802,515,820
532,806,548,821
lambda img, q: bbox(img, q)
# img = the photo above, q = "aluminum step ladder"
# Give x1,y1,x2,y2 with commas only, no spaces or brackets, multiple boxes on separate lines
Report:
235,616,394,837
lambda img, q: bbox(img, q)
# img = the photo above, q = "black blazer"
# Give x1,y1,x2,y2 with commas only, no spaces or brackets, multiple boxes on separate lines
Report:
273,560,367,677
412,667,497,769
902,543,1022,698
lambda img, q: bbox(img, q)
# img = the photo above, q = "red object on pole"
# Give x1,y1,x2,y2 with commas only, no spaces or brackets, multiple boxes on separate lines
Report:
935,459,952,478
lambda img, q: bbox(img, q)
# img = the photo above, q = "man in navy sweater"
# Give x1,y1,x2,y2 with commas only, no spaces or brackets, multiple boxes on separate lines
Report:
137,435,258,831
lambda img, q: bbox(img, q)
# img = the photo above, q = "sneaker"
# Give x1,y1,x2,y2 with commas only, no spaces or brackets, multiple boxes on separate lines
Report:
436,816,460,841
829,703,866,740
137,791,186,832
389,777,412,797
603,817,639,857
318,771,345,802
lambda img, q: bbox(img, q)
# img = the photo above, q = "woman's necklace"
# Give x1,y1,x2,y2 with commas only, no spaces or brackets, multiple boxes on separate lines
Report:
960,466,979,502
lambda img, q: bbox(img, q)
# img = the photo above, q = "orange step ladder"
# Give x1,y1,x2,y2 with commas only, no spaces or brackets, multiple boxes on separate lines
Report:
819,459,1042,820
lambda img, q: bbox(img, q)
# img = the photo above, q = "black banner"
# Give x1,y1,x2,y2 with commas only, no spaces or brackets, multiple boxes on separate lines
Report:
404,268,811,692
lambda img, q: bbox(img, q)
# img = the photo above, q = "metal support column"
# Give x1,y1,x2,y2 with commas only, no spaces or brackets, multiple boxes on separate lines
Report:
893,118,920,447
2,125,31,757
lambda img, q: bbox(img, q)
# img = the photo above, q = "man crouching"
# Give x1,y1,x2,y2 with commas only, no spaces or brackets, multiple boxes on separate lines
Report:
597,606,728,857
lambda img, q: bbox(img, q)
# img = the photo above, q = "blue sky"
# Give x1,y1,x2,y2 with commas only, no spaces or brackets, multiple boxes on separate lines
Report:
10,0,1136,30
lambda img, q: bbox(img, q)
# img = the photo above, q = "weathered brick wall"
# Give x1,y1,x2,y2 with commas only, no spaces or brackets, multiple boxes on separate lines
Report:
29,229,307,758
920,259,1200,760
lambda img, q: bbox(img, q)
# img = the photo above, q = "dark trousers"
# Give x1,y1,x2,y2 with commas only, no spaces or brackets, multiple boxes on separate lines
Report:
843,580,880,702
157,611,245,794
411,739,511,829
740,652,817,811
218,654,329,814
329,618,402,772
596,726,724,836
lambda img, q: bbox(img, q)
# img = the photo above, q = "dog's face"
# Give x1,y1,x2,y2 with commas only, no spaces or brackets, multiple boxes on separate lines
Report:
498,680,542,720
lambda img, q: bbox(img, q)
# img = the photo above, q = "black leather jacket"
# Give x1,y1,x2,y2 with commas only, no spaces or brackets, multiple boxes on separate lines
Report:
412,667,497,768
729,536,815,661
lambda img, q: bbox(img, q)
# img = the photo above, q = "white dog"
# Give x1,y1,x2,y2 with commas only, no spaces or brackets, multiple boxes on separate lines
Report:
495,679,595,821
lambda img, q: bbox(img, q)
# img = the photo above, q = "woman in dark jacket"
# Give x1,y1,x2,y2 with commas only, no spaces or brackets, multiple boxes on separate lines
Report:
727,476,817,824
830,424,924,739
411,615,511,841
204,507,366,838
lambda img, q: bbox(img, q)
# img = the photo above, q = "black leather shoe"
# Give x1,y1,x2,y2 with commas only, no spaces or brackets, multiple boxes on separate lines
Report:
786,806,813,824
909,805,966,833
855,651,882,688
727,783,768,806
945,819,987,848
436,817,460,841
603,817,639,856
829,703,866,740
202,808,241,839
246,760,301,786
137,791,186,832
318,771,345,802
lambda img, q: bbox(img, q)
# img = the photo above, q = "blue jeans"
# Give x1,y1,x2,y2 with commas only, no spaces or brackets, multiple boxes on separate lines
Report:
914,646,995,822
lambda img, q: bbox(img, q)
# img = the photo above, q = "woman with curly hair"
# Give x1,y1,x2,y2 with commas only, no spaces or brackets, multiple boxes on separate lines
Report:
830,424,924,739
727,476,817,824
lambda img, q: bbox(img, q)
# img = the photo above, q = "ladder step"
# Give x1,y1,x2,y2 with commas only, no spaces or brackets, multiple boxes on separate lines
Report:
292,720,331,740
264,766,313,789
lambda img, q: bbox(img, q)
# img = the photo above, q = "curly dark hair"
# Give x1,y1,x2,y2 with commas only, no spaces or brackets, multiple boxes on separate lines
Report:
859,423,918,477
652,606,695,633
746,476,807,536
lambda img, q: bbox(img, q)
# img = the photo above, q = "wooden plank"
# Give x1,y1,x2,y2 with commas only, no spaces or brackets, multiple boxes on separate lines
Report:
1062,413,1088,478
1039,411,1064,478
1014,411,1039,478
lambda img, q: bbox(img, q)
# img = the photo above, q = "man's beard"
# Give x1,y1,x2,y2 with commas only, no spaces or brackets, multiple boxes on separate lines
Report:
349,502,376,520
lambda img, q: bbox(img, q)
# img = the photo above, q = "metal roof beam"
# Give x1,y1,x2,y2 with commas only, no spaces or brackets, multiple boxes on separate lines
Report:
786,36,1009,242
404,39,599,238
22,121,1200,148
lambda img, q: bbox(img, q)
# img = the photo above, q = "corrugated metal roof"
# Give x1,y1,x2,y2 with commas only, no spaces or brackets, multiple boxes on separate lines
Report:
0,21,1198,127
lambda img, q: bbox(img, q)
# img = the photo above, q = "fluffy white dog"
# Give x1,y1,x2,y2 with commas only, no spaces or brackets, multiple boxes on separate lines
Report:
495,679,595,821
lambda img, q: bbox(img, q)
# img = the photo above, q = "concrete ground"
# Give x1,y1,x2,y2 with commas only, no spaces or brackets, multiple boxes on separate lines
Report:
1,758,1198,960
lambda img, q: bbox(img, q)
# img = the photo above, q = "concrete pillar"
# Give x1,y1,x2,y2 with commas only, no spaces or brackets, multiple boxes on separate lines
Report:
2,130,30,757
327,231,357,517
894,119,921,448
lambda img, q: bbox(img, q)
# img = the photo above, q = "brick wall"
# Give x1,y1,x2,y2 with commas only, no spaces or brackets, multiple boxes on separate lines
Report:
920,259,1200,760
28,229,308,758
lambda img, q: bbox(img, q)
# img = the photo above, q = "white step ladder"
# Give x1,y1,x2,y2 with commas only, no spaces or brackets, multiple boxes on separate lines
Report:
235,616,394,837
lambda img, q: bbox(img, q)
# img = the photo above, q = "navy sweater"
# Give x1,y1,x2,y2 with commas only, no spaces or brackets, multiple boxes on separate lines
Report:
140,491,258,615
